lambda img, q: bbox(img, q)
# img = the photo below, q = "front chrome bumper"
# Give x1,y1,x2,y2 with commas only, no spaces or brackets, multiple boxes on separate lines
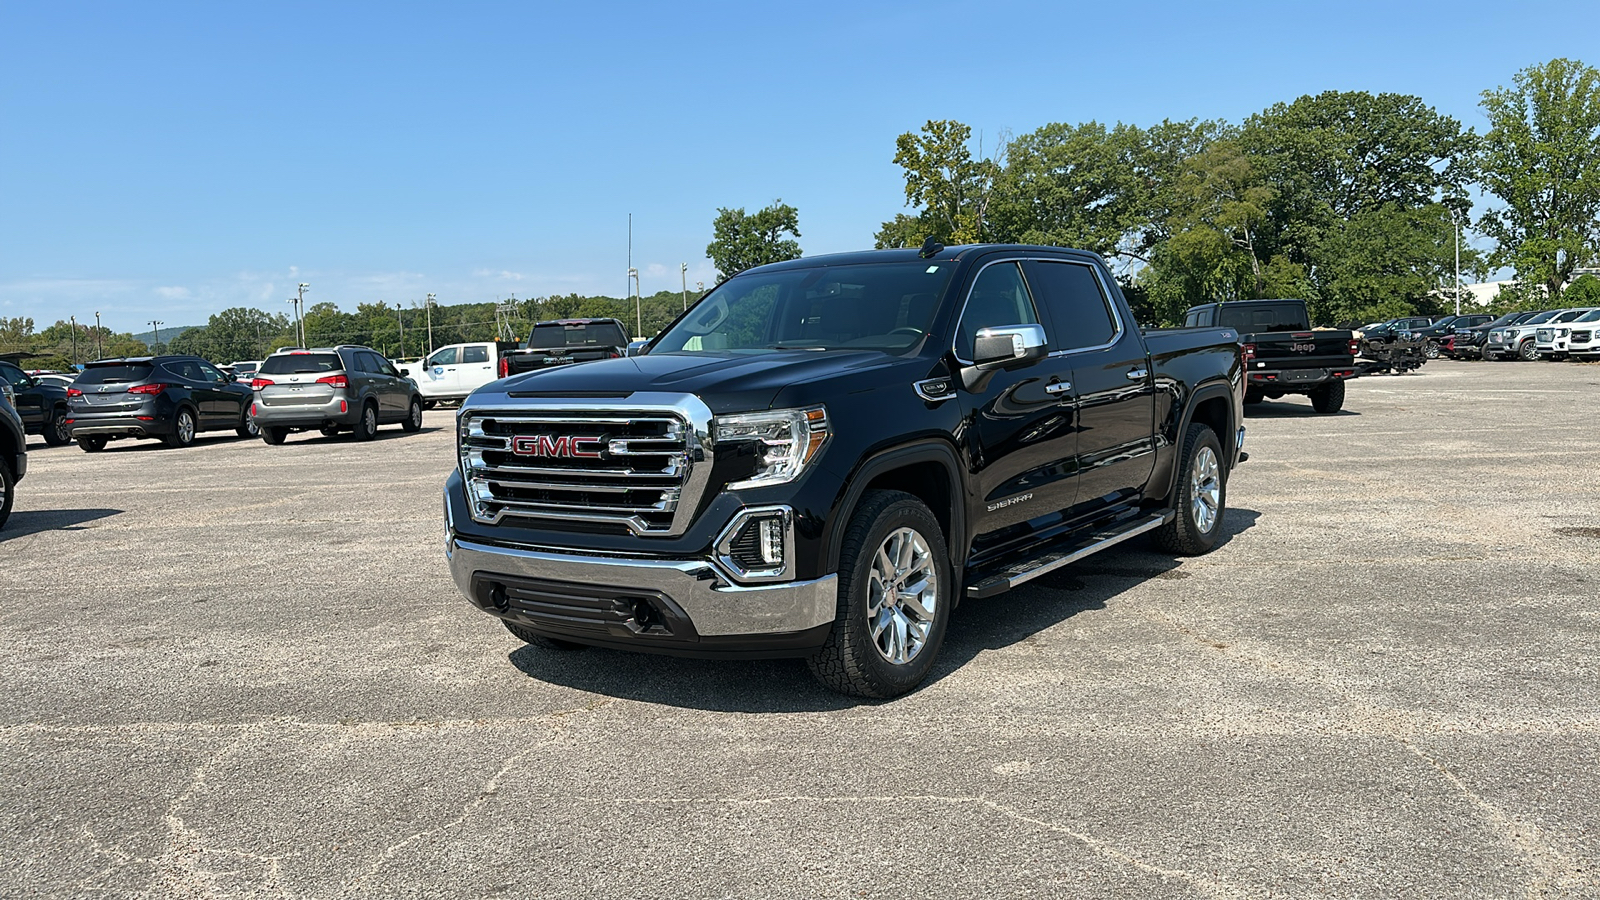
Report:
445,535,838,637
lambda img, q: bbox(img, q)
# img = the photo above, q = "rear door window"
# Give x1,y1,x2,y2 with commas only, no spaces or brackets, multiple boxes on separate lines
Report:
259,353,343,375
462,345,489,364
359,351,390,374
77,363,155,384
1024,261,1118,350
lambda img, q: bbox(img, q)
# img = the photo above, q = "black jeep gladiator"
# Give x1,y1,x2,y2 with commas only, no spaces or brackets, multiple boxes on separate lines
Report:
1,388,26,530
1183,299,1358,412
445,244,1246,697
498,318,631,378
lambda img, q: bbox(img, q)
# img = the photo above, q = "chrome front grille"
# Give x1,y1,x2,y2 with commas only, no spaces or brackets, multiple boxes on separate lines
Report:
458,395,714,536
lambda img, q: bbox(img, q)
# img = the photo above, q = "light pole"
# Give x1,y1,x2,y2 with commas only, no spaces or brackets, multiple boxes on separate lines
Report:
94,311,102,359
396,306,405,358
297,283,310,346
150,320,163,350
425,293,437,355
681,263,688,311
628,268,641,338
70,315,78,366
1452,212,1462,317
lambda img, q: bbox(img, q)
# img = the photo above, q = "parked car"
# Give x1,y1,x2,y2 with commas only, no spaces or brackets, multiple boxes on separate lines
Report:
0,389,25,530
65,356,254,452
1412,314,1493,358
1534,308,1597,359
226,360,263,382
0,359,73,446
444,243,1246,698
33,374,77,389
1444,311,1539,359
499,318,630,377
1484,310,1559,360
1182,299,1358,412
250,345,424,444
1560,309,1600,359
411,341,517,407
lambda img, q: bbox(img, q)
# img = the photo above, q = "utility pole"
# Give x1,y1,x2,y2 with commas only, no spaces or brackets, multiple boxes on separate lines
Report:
681,263,688,311
628,268,641,338
297,283,309,346
1453,213,1462,317
70,315,79,366
425,293,437,355
150,320,163,350
627,213,632,304
396,306,405,358
94,311,103,359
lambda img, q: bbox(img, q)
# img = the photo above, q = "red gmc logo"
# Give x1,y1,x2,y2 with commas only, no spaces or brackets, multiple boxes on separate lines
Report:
510,434,605,458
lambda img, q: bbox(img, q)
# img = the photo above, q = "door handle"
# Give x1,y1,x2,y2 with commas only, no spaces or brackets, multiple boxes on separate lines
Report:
1125,368,1149,381
1044,381,1072,395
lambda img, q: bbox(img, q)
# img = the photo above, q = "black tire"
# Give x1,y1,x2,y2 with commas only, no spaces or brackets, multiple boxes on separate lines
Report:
44,406,71,446
353,402,378,441
260,426,288,445
1480,347,1495,361
1153,422,1227,556
422,399,438,411
401,397,423,432
1243,388,1264,405
77,435,107,453
1309,380,1345,413
320,425,341,438
0,460,13,531
807,490,953,699
163,406,197,448
236,409,259,439
502,620,586,651
1519,340,1539,361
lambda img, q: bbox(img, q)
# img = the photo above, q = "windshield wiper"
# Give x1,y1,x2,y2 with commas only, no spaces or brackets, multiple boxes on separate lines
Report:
766,344,829,351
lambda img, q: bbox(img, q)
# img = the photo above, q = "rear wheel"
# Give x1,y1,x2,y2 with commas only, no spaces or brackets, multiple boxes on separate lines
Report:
319,425,341,438
807,490,952,699
1154,422,1227,556
0,460,13,530
1309,380,1345,413
401,397,423,432
235,409,259,438
163,407,197,448
353,402,378,441
260,426,288,445
422,399,438,411
77,436,107,453
502,620,586,651
44,407,71,446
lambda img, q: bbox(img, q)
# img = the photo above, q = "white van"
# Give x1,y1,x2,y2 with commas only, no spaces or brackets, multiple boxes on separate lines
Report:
410,341,515,405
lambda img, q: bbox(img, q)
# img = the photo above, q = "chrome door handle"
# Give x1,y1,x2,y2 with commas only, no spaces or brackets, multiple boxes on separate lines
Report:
1125,368,1149,381
1044,381,1072,394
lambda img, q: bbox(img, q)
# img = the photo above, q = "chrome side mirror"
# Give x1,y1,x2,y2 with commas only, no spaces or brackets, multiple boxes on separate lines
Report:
972,324,1048,369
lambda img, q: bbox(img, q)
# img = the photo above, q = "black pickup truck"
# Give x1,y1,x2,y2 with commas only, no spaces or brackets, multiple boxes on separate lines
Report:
498,318,631,378
1,388,26,530
445,244,1245,697
1183,299,1358,412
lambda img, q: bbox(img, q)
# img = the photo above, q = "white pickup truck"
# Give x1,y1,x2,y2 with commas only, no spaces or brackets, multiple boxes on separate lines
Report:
408,341,517,407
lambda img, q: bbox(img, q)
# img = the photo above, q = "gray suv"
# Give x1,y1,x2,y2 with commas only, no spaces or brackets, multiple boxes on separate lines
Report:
250,345,424,444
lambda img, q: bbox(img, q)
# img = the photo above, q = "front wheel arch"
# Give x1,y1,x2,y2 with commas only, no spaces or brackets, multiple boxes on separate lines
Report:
822,441,965,578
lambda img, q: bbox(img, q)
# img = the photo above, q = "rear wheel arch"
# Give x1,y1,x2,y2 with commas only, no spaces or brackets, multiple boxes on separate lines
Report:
823,441,965,576
1160,383,1235,501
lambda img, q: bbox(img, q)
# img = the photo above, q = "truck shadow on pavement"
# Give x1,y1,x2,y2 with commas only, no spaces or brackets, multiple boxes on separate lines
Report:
0,508,123,542
506,507,1262,711
1244,402,1359,417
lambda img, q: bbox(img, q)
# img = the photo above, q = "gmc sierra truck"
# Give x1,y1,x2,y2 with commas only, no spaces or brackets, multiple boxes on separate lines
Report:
1183,299,1358,412
498,318,631,378
445,243,1246,698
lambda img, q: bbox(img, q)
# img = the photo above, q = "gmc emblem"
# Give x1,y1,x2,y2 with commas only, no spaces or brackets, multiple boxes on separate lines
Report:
510,435,605,458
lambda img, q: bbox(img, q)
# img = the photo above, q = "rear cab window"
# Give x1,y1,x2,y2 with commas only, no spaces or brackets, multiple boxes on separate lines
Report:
77,363,155,384
528,322,629,349
1216,303,1310,332
259,353,343,375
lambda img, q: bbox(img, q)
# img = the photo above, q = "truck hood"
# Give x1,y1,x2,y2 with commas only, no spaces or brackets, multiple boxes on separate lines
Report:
483,349,917,414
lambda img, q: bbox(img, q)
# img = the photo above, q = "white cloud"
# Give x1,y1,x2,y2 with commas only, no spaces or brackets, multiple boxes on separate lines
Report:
155,286,192,300
472,269,526,281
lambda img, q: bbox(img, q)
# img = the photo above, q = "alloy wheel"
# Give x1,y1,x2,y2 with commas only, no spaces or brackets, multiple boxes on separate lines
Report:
53,414,70,444
177,411,195,444
866,527,938,666
1191,445,1221,534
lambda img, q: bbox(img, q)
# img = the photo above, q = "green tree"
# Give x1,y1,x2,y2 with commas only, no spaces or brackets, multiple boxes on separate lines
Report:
881,120,1001,245
1564,273,1600,305
1473,58,1600,299
987,121,1145,255
0,317,34,352
706,200,802,283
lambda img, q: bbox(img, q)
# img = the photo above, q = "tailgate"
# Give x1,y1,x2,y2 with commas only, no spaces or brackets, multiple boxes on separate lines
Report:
508,348,619,372
1247,331,1356,368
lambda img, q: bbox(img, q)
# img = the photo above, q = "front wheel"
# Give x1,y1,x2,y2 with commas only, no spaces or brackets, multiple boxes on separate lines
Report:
1519,340,1539,361
44,407,72,446
1423,341,1441,359
807,490,952,699
1309,380,1345,414
0,460,14,530
401,397,423,432
1154,422,1227,556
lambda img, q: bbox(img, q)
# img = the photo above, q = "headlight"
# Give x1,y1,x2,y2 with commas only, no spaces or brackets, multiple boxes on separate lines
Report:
715,406,829,490
1558,328,1570,337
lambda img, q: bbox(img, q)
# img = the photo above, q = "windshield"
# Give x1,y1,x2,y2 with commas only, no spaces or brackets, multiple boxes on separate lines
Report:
77,363,155,385
1576,309,1600,323
527,322,629,350
1552,308,1593,323
652,262,956,354
1522,310,1559,325
259,352,343,375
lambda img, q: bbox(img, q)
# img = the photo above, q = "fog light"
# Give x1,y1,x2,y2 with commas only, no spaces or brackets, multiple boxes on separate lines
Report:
716,507,793,582
759,517,784,565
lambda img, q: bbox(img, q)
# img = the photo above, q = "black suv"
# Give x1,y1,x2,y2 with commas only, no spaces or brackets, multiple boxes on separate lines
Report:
66,356,255,451
0,359,73,446
0,389,25,530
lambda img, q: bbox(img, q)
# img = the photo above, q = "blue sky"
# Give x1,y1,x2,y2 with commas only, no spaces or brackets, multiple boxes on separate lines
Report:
1,0,1591,333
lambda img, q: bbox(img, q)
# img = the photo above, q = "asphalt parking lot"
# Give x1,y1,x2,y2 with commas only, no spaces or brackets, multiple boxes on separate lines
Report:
2,359,1598,899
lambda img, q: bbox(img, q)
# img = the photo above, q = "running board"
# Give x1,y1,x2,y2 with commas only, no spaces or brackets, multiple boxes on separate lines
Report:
964,512,1174,600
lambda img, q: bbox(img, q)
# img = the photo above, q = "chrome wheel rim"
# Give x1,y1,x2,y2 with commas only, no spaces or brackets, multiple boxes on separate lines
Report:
866,527,937,666
177,411,195,443
1191,446,1220,534
53,413,70,443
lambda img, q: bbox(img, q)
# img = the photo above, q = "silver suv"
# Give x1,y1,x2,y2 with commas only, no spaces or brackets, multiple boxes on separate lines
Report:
250,345,424,444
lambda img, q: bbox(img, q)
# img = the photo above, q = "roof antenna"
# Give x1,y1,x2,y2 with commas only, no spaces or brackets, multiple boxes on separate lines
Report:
918,236,945,259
